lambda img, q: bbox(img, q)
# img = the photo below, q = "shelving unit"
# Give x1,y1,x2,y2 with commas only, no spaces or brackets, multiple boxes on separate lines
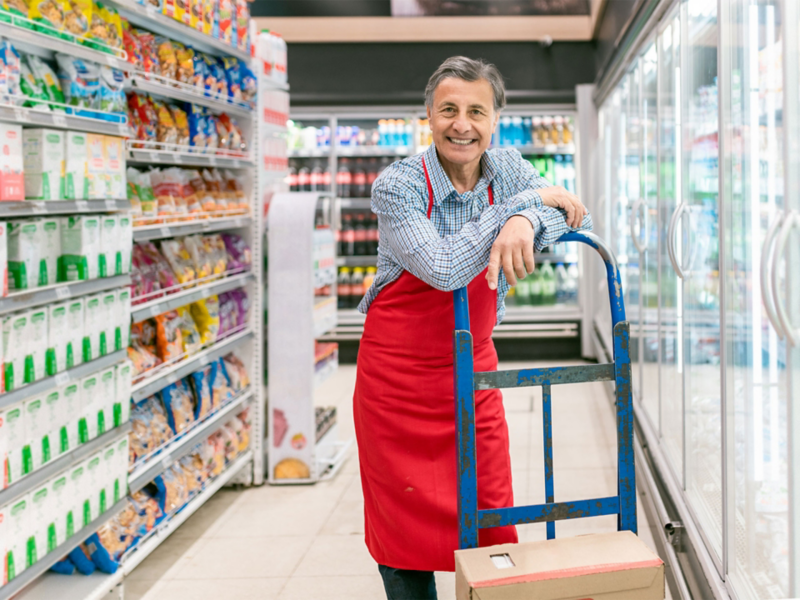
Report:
132,216,250,241
0,200,130,217
0,275,130,316
0,103,128,136
126,74,253,119
126,146,252,169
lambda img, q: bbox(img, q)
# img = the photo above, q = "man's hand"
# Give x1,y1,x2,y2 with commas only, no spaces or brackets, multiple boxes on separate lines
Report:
538,186,588,228
486,215,535,290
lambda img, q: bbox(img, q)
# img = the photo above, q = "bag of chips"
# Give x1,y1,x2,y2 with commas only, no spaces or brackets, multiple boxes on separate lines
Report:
189,169,216,214
121,20,143,69
191,49,204,92
176,305,202,355
149,168,179,222
56,53,99,113
161,465,189,514
135,29,158,75
161,379,194,433
190,296,219,344
63,0,89,38
172,41,193,84
188,104,206,150
168,104,189,147
151,97,178,147
85,0,110,50
188,365,212,419
209,357,233,408
222,352,249,391
100,2,122,50
159,238,196,285
155,35,176,80
20,58,50,110
28,54,65,106
96,65,125,114
29,0,68,38
221,233,251,271
218,114,244,154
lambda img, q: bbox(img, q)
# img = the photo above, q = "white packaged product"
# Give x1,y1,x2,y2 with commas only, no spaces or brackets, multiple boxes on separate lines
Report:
47,301,69,375
118,214,132,274
0,123,24,202
99,214,118,278
83,293,103,360
85,451,103,519
8,219,41,291
28,307,48,382
4,402,27,484
61,382,81,452
114,437,128,504
101,443,117,509
65,297,85,368
3,311,29,391
0,502,6,584
115,360,132,427
105,136,125,199
100,291,116,355
116,288,131,350
23,129,65,200
29,483,51,562
0,220,8,298
80,374,101,442
69,461,88,530
87,134,107,199
24,394,48,470
5,494,30,579
39,218,60,287
49,474,70,547
64,131,89,200
43,388,66,459
0,405,7,489
60,215,101,281
97,366,115,436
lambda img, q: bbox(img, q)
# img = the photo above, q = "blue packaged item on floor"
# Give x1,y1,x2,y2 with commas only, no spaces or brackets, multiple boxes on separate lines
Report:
50,557,76,575
85,532,119,574
69,545,96,575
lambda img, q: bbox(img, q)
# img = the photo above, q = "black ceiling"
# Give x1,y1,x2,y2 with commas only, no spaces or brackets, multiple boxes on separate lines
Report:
251,0,590,17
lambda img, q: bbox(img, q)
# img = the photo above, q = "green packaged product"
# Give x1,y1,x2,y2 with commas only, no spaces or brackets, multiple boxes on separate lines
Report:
20,59,50,110
27,54,65,106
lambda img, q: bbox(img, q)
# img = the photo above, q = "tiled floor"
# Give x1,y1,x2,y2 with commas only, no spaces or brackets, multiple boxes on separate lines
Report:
128,361,669,600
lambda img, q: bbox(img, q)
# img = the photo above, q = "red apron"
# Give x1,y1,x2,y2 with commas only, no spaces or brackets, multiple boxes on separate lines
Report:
353,160,517,572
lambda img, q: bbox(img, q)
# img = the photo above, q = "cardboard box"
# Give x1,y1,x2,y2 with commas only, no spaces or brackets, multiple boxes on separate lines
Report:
80,374,100,442
69,461,88,530
101,443,116,510
60,382,81,452
4,494,30,579
0,501,7,584
454,531,664,600
99,215,118,278
100,291,116,356
65,297,85,368
8,219,41,291
23,129,65,201
60,215,101,282
3,311,29,391
97,366,115,436
29,482,51,562
118,214,132,275
0,220,9,297
85,451,103,520
47,301,69,375
116,288,131,350
39,217,60,286
0,123,24,201
28,307,48,382
49,474,70,548
115,360,132,427
105,136,125,199
64,131,89,200
43,388,66,458
86,134,107,199
0,406,8,488
24,394,48,470
3,402,26,484
83,293,103,361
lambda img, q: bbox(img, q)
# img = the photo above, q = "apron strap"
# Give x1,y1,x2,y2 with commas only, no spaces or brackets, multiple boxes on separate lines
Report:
422,157,493,221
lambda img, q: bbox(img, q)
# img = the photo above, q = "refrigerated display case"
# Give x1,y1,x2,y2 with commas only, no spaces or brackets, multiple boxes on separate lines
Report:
587,0,800,598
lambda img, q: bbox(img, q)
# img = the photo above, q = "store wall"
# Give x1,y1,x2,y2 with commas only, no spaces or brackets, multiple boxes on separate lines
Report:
286,42,597,106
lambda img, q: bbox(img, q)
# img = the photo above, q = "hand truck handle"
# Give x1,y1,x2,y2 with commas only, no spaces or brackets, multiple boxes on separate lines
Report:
453,231,626,331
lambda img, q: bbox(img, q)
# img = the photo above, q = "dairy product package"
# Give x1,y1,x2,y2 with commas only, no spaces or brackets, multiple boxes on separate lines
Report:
47,301,69,375
59,215,101,281
97,366,115,436
24,394,48,470
0,502,6,583
69,461,89,530
87,134,107,199
118,214,132,274
115,360,132,427
114,437,128,503
4,402,27,484
101,443,117,509
85,451,104,519
0,406,7,488
100,291,117,356
23,129,65,200
99,215,118,278
116,288,131,351
61,382,81,452
49,474,70,548
65,297,85,368
28,307,48,382
8,219,41,291
43,387,66,459
105,136,125,199
83,293,103,361
29,483,51,562
3,311,28,391
64,131,89,200
5,494,30,580
0,220,8,297
0,123,24,201
39,218,60,286
80,374,101,442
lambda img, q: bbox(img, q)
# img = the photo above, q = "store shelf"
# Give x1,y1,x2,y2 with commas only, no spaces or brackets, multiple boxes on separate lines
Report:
502,305,582,322
131,328,253,402
132,216,250,241
0,349,127,411
131,271,253,322
262,122,289,136
128,388,253,493
336,255,377,267
127,147,252,168
101,0,250,61
314,361,338,389
0,275,130,316
494,144,576,155
127,74,253,118
0,423,131,508
0,103,128,136
337,145,413,157
289,148,331,158
0,498,129,600
338,198,372,209
0,199,130,217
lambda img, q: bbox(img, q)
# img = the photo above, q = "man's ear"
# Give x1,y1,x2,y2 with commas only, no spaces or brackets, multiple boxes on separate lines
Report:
426,105,431,120
492,111,500,133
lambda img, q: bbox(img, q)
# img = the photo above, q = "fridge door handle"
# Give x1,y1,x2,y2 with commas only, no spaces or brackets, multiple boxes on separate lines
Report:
760,214,785,340
771,210,800,347
667,202,688,279
630,198,646,254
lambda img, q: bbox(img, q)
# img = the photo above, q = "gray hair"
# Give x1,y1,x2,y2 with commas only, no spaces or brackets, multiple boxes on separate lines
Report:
425,56,506,113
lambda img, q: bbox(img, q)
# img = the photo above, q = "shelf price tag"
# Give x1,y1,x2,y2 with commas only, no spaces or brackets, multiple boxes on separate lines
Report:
75,200,88,212
209,156,218,165
174,154,183,163
55,286,71,300
149,152,160,162
148,304,161,318
232,160,241,168
166,372,178,384
198,354,210,367
55,372,70,386
52,113,67,128
159,227,170,238
13,108,29,123
31,202,46,214
105,200,117,211
160,454,172,470
117,123,127,136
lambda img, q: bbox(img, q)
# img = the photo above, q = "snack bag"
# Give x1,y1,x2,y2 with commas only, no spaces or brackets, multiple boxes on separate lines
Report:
168,104,188,146
28,54,65,106
63,0,89,39
189,296,219,344
97,66,125,115
135,30,157,75
202,168,226,210
187,104,206,150
189,169,216,213
188,365,211,419
191,51,205,91
155,36,176,80
201,433,224,477
205,114,218,150
56,53,99,113
241,63,256,105
0,39,21,99
151,98,178,147
121,20,143,69
2,0,29,21
99,3,121,51
20,59,51,110
126,168,142,217
231,288,250,327
182,235,212,280
172,42,193,84
150,168,181,220
127,92,157,143
221,233,251,270
222,353,249,391
85,1,110,50
221,57,242,102
159,238,195,285
155,310,183,362
202,54,224,97
217,292,235,337
176,305,201,354
218,0,232,44
177,168,202,215
219,422,238,462
179,453,203,495
161,465,189,514
138,241,178,291
219,114,244,154
160,379,194,434
214,115,230,150
30,0,67,38
222,169,247,211
206,234,227,274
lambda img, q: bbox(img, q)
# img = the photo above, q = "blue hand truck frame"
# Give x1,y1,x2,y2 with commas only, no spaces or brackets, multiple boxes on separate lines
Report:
453,231,636,548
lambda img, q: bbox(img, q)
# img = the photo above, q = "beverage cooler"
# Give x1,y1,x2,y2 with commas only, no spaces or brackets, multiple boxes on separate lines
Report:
286,107,585,344
585,1,800,599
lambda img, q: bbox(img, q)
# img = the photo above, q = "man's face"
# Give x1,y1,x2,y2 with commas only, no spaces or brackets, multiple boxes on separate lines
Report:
427,77,498,167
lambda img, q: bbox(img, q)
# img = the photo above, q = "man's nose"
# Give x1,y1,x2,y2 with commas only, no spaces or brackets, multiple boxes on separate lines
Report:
452,114,471,132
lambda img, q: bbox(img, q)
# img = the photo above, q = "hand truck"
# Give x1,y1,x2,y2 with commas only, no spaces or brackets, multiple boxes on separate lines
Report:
453,231,635,548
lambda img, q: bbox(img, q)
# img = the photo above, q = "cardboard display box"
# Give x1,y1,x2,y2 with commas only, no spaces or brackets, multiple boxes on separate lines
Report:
455,531,664,600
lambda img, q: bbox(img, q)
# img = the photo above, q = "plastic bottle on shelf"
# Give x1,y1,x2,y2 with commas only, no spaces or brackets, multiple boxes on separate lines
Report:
350,268,364,308
288,161,298,192
562,117,574,145
368,212,379,254
554,263,568,304
564,154,576,193
553,155,566,189
321,162,332,191
540,261,556,305
554,116,564,146
353,159,367,198
566,263,579,304
378,120,389,146
529,266,543,306
298,163,311,192
404,122,413,147
515,273,531,306
511,116,523,146
337,268,351,309
522,117,532,146
366,158,380,194
542,116,554,146
499,116,511,145
337,159,352,198
311,161,325,192
363,267,376,295
532,116,545,147
340,214,355,256
272,33,288,84
354,213,368,256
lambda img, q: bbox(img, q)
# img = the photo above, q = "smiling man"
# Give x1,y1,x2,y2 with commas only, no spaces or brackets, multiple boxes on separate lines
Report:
352,56,592,600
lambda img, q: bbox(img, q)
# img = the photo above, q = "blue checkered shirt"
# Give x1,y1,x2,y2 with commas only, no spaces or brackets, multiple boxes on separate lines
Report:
358,143,592,324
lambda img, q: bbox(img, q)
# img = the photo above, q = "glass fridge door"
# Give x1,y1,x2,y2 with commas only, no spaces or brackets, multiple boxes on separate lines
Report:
682,0,723,564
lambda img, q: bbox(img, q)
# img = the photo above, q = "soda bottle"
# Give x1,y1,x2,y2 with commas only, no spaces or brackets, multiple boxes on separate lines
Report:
529,266,542,306
353,159,368,198
288,161,298,192
321,162,332,192
366,158,380,195
554,263,568,304
540,261,556,305
298,163,311,192
337,158,352,198
350,267,365,309
566,263,579,304
340,214,355,256
515,273,531,306
363,266,376,294
368,212,379,255
337,268,351,309
311,161,324,192
354,213,368,256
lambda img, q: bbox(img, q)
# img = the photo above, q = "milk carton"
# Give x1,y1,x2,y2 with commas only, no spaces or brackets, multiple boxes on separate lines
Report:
116,288,131,351
64,131,89,200
0,406,7,488
28,307,48,382
97,366,115,436
49,474,70,547
3,311,28,391
43,388,66,458
65,297,85,368
87,134,107,199
59,215,101,282
100,291,116,356
118,214,132,274
85,451,103,519
0,502,7,584
47,301,69,375
105,136,125,199
23,129,64,200
61,382,81,452
80,374,101,442
0,123,24,201
39,218,60,286
8,219,41,291
24,394,48,470
3,402,26,484
83,293,103,361
69,462,88,530
101,443,116,510
114,437,128,503
5,494,30,580
99,215,118,278
0,220,9,297
29,483,51,562
115,360,132,427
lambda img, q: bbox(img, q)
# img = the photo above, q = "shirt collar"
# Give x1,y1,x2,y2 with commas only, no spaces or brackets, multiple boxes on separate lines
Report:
423,143,498,206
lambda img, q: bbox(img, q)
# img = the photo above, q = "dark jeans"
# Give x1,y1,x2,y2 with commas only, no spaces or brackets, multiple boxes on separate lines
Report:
378,564,438,600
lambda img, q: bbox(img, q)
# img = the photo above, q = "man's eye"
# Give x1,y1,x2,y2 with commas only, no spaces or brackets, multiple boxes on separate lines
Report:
443,107,455,113
472,110,483,116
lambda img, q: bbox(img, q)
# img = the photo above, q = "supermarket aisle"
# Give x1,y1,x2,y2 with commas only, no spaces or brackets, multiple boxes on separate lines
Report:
128,361,668,600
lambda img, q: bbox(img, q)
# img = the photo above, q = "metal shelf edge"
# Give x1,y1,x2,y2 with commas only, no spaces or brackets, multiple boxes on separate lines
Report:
0,105,129,136
0,275,131,316
126,150,252,169
128,76,253,118
132,216,250,241
0,199,131,217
